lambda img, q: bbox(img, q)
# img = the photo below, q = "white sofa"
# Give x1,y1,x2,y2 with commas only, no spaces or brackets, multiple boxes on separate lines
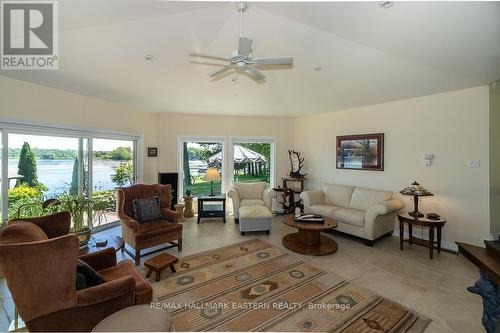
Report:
228,182,276,222
300,183,404,245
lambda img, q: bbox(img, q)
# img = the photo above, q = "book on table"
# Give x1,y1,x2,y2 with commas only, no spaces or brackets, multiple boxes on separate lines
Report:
294,214,324,223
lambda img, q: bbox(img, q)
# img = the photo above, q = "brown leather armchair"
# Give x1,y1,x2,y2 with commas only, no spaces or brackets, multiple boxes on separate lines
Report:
117,184,183,265
0,212,153,331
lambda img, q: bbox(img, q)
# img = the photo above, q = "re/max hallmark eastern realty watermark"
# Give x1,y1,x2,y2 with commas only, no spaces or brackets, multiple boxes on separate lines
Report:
1,0,58,70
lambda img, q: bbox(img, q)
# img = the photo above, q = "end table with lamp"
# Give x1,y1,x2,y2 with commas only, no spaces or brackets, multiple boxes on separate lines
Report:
400,181,433,217
399,181,446,259
198,168,226,223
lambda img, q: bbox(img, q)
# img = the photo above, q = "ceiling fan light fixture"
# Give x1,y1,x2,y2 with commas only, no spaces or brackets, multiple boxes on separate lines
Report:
379,1,393,9
188,2,293,83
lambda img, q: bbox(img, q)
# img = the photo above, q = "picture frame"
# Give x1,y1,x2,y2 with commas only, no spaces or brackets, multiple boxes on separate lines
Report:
147,147,158,157
336,133,384,171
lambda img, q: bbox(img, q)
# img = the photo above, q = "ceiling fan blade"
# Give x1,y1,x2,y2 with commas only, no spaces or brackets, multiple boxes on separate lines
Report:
189,53,230,62
209,66,235,77
189,61,226,67
238,37,252,58
245,67,266,81
253,57,294,66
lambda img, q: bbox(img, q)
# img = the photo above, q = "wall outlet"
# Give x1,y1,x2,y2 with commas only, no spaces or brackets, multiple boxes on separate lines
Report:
468,160,480,168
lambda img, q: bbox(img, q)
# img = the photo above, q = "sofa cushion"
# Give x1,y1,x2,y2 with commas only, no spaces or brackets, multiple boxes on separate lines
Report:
310,204,342,218
98,260,152,305
134,220,182,242
323,184,355,208
232,182,267,199
349,187,393,211
240,199,265,207
332,208,366,227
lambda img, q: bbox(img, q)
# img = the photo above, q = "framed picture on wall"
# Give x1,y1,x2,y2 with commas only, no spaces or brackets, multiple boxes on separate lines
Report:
147,147,158,157
336,133,384,171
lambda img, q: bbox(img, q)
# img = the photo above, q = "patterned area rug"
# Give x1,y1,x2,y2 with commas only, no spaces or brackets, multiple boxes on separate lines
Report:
153,239,431,332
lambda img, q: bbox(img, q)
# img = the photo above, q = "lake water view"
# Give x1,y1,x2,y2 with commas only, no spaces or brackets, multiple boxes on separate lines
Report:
8,159,123,197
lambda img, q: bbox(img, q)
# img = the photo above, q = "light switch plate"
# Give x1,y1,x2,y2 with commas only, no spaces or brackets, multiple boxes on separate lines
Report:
468,160,480,168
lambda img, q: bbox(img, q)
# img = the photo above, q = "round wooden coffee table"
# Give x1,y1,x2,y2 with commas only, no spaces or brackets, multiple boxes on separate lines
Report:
282,215,338,256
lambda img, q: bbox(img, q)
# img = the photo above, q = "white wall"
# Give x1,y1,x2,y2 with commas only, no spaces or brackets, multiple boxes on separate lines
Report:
0,77,160,183
157,112,295,187
490,83,500,236
0,76,492,246
294,86,490,247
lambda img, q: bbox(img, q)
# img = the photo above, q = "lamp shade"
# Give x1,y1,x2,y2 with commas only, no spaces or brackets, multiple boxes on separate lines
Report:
203,168,221,182
400,181,433,197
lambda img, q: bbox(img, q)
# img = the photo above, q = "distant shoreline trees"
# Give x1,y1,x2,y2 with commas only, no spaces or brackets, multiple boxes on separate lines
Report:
8,146,133,161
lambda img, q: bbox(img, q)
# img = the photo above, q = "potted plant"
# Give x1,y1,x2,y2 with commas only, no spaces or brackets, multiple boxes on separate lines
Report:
59,194,93,248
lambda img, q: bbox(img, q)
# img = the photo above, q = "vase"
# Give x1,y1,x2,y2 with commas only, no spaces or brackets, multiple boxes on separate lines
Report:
75,226,92,248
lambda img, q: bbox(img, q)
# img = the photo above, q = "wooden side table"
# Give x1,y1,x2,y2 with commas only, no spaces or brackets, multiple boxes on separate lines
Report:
398,212,446,259
197,194,226,224
80,235,125,255
183,196,194,218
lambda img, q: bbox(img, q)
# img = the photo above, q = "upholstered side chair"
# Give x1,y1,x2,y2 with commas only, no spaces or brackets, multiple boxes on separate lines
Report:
228,181,276,223
0,216,153,331
117,184,183,265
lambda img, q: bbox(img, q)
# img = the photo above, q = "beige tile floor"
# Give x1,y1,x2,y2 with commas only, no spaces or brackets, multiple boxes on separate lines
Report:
0,215,485,332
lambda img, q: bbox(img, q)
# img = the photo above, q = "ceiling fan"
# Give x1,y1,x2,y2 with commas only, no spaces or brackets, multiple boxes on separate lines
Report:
189,2,293,82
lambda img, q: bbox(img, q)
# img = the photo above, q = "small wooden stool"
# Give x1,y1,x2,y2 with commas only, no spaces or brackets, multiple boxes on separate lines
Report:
144,253,178,282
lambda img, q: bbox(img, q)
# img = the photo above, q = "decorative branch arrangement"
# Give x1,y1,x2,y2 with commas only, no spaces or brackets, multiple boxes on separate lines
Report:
288,150,307,178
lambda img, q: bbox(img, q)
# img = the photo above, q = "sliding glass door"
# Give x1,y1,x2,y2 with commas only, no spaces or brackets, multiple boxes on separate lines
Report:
92,138,136,228
7,133,83,219
0,123,141,226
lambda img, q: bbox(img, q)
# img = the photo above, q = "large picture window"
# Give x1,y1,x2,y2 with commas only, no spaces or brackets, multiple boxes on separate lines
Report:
0,123,141,227
179,138,224,198
177,136,275,204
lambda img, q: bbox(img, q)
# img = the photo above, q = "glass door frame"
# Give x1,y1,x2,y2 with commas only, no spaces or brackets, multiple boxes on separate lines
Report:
0,120,144,223
228,136,276,189
177,136,227,202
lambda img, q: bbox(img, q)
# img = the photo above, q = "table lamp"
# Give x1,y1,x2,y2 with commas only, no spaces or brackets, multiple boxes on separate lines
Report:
400,181,433,217
203,168,220,196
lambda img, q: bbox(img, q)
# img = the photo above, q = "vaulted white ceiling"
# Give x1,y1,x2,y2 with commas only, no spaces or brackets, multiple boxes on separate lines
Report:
2,1,499,116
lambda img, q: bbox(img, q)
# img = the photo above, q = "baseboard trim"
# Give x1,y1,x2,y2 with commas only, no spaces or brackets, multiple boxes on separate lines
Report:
391,229,458,253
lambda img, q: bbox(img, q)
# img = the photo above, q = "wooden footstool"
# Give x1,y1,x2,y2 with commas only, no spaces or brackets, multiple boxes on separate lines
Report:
144,253,178,282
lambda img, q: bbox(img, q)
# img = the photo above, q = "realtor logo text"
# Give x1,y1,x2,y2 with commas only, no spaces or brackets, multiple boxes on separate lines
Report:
1,1,58,70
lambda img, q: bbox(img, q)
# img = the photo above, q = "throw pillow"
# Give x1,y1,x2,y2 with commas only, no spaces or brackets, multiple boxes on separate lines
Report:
76,259,106,289
76,272,86,290
133,196,164,223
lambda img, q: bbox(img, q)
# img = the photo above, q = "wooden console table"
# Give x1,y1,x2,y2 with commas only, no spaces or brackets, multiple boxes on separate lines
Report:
456,242,500,333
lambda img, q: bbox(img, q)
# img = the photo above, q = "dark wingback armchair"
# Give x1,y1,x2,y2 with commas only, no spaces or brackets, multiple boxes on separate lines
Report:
0,212,152,331
117,184,183,265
